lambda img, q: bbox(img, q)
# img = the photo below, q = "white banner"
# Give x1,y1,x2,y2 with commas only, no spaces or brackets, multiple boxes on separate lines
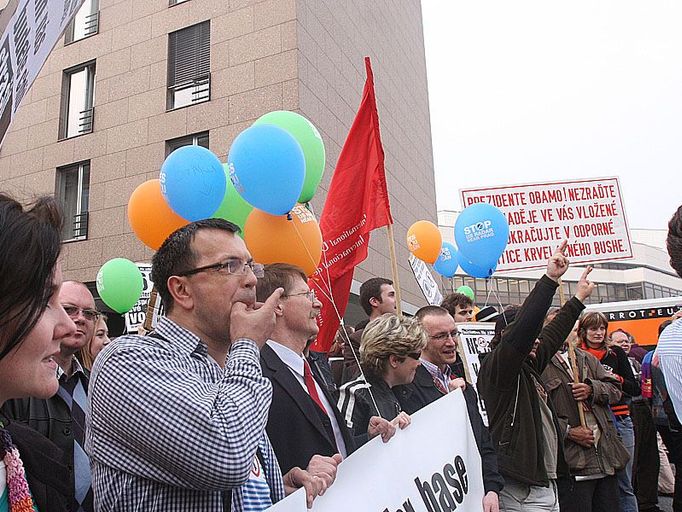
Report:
0,0,86,145
460,177,633,271
267,390,484,512
456,322,495,427
408,254,443,306
124,263,163,333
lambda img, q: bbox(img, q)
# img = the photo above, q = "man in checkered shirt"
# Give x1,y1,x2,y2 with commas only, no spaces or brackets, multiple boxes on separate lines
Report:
86,219,336,511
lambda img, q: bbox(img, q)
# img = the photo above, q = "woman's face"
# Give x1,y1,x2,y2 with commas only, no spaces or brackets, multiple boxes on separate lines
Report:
90,317,110,359
585,323,607,347
0,263,76,402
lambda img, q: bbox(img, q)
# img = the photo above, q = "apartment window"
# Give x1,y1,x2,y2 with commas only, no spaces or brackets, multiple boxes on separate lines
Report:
167,21,210,110
57,162,90,241
64,0,99,44
169,0,190,5
166,131,209,156
60,62,95,139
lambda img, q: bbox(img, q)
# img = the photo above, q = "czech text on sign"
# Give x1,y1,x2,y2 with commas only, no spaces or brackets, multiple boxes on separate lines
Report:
267,390,484,512
0,0,86,145
408,254,443,306
460,177,633,271
456,322,495,427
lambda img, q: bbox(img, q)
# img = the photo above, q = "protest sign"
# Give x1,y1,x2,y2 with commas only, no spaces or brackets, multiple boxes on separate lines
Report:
124,263,163,333
408,254,443,306
267,390,484,512
0,0,86,145
456,322,495,426
461,177,633,271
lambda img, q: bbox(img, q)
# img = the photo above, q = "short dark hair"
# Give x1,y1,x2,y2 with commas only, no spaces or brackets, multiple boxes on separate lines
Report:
667,205,682,278
415,305,450,323
0,194,63,360
359,277,393,316
659,319,673,337
490,305,520,349
440,292,473,316
151,218,240,313
256,263,307,302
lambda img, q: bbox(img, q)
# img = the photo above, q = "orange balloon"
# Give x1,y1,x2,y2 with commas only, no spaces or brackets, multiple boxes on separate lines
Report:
244,204,322,276
407,220,442,263
127,179,189,250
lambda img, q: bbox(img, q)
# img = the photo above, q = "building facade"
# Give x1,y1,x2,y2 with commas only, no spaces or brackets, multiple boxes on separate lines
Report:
0,0,436,330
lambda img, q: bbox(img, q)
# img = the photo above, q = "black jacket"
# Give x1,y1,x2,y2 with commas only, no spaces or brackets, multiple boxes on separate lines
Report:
260,344,357,475
394,364,505,495
337,375,403,438
477,275,585,487
2,416,70,511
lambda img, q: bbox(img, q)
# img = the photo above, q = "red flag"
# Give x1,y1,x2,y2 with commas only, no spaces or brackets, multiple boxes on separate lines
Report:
310,57,393,352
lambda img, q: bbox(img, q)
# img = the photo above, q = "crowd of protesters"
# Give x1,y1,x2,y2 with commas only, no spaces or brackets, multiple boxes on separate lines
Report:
1,192,682,512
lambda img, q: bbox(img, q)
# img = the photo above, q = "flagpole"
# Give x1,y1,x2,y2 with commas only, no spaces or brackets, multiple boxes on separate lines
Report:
386,223,403,318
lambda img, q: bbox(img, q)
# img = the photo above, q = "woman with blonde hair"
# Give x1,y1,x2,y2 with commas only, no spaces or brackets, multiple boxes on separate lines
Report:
337,313,426,438
78,314,110,371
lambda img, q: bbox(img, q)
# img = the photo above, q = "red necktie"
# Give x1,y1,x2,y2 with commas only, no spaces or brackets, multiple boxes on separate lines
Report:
303,359,328,414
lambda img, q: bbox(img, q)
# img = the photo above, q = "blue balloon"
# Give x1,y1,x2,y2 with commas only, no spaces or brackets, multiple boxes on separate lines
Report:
160,146,226,221
434,242,459,278
454,203,509,267
228,124,305,215
457,252,497,279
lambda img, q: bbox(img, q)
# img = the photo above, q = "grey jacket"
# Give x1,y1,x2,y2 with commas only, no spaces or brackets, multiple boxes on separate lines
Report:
541,349,629,476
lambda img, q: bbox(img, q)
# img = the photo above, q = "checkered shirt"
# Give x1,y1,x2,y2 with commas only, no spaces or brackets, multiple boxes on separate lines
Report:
86,317,285,511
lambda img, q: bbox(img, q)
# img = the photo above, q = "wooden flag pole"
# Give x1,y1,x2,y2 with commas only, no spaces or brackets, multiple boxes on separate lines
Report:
142,286,158,332
559,277,587,428
386,223,403,318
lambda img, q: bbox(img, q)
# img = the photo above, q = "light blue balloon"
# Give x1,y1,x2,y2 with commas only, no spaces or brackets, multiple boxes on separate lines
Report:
457,251,497,279
433,242,459,278
454,203,509,268
228,124,305,215
160,146,226,221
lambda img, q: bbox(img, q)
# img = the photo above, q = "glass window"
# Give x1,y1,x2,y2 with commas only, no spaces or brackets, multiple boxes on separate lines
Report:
60,62,95,139
170,0,190,4
167,21,210,109
166,131,209,156
65,0,99,44
56,161,90,241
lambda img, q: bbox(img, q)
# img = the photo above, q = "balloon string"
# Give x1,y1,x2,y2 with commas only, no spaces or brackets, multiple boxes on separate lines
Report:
290,214,385,419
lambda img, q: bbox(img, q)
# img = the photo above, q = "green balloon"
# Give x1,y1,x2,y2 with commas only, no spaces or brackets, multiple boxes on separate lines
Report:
456,285,475,301
212,164,254,235
96,258,144,314
254,111,325,203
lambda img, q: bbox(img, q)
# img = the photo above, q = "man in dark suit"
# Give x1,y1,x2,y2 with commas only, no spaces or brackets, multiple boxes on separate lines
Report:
395,305,504,512
256,264,397,475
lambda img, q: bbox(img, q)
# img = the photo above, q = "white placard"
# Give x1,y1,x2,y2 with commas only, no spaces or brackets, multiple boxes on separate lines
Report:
456,322,496,427
460,177,633,271
267,390,484,512
0,0,86,145
408,254,443,306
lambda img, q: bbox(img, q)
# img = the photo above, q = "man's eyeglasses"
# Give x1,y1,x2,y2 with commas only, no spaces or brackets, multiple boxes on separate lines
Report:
62,304,100,322
429,330,459,342
283,290,317,302
176,259,265,278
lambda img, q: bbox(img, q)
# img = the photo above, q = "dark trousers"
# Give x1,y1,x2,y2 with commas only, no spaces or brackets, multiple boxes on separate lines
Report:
558,475,619,512
632,400,662,511
658,424,682,512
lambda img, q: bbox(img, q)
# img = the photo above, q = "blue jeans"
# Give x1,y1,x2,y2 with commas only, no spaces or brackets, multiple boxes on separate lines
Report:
615,415,639,512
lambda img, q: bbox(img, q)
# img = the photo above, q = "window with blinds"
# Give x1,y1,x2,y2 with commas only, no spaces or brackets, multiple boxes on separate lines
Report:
167,21,211,110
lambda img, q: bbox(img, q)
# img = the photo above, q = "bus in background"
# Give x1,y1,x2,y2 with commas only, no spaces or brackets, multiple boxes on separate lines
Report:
586,297,682,347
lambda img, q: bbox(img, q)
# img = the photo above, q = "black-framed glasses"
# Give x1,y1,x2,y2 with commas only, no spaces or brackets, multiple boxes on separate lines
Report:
283,289,317,302
62,304,100,322
176,259,265,278
430,330,458,342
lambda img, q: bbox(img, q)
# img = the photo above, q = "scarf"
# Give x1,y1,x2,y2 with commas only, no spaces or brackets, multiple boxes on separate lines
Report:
0,427,35,512
580,342,607,362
